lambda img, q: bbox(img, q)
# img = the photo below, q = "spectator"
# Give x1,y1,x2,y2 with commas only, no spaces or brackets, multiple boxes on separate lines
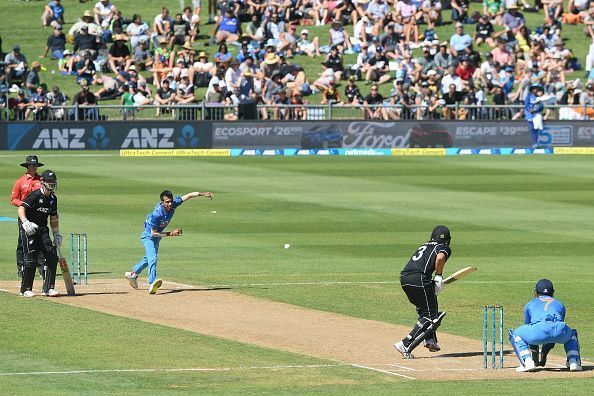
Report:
321,80,343,104
263,69,285,104
395,0,419,45
13,89,29,120
344,75,364,105
483,0,504,24
237,68,255,100
108,34,132,73
75,52,97,85
456,56,475,85
363,83,384,119
449,22,472,57
214,43,233,67
73,25,100,58
69,10,102,39
26,85,49,120
290,90,307,120
579,82,594,105
5,45,28,86
543,0,563,21
126,14,151,52
94,73,122,99
433,42,455,72
491,38,513,66
273,88,291,119
283,64,309,96
261,52,281,78
152,7,173,48
224,59,242,93
451,0,470,23
214,8,241,44
441,83,462,119
25,61,42,98
73,79,98,120
176,75,196,103
120,82,136,120
364,46,390,85
94,0,116,26
40,24,67,61
325,45,344,81
170,13,192,49
312,64,335,93
328,19,354,53
440,65,462,94
502,4,525,33
475,14,496,48
192,51,216,87
59,50,75,75
133,38,153,70
41,0,65,28
133,81,152,107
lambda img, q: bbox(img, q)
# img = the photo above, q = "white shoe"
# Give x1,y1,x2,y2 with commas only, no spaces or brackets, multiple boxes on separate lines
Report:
125,272,138,289
21,291,35,298
394,341,414,359
423,339,441,352
569,359,582,371
148,278,162,294
47,288,60,297
516,358,536,372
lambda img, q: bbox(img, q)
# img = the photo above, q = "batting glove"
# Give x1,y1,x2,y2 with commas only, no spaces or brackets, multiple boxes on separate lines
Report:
53,232,63,247
434,274,445,295
22,220,39,236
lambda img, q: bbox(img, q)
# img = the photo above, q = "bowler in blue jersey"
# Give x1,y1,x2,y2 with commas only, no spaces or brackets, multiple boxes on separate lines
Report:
125,189,213,294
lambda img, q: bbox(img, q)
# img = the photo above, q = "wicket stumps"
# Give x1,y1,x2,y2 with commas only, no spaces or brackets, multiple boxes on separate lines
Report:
483,305,504,369
70,233,88,285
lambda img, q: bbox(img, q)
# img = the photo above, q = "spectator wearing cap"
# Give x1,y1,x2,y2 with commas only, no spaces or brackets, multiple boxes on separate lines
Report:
126,14,151,52
14,89,29,120
26,85,49,120
73,79,98,120
411,80,434,120
41,23,67,61
365,45,391,85
456,57,475,85
237,68,255,100
46,85,67,120
463,44,481,68
25,61,42,98
417,45,437,76
73,25,100,59
69,10,101,39
59,50,75,75
261,52,281,79
75,52,97,85
450,22,472,57
214,8,241,44
94,0,116,26
152,7,173,49
296,29,322,57
328,19,354,53
41,0,65,28
272,88,291,120
475,14,496,48
224,59,242,93
192,51,216,86
4,46,28,85
502,4,525,33
325,46,345,81
579,82,594,106
132,80,153,107
133,37,152,70
205,78,225,106
363,83,384,119
263,69,285,104
108,35,132,74
321,81,343,105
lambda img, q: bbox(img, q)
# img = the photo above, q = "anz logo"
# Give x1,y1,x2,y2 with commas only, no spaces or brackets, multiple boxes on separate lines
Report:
121,128,174,148
33,129,85,149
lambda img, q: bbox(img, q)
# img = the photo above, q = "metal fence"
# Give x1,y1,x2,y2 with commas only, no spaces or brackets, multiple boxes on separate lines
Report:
2,103,592,122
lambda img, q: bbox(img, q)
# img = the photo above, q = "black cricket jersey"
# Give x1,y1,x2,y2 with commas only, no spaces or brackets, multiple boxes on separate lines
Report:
20,189,58,227
401,241,451,279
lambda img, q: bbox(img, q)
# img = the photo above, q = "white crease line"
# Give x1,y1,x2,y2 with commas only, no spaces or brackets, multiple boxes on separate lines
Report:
351,364,415,380
386,363,417,371
0,364,345,377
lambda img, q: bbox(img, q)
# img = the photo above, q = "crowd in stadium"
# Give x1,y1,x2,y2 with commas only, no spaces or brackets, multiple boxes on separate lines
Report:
2,0,594,120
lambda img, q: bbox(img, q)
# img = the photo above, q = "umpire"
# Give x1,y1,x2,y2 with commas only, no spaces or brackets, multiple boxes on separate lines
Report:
18,170,62,297
394,225,451,358
11,155,44,278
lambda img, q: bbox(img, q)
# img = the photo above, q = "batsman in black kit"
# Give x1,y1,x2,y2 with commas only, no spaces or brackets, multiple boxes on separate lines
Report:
394,225,451,359
18,170,63,298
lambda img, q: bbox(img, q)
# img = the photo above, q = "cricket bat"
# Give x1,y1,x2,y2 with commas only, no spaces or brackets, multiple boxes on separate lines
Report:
443,266,477,284
57,246,76,296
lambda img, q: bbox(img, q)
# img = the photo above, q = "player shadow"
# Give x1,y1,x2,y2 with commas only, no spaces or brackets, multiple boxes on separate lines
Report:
535,365,593,373
437,350,515,359
67,291,129,296
160,287,232,295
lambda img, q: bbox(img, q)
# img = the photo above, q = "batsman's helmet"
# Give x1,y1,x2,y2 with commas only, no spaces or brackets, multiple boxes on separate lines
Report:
535,279,554,296
41,170,58,191
430,225,451,244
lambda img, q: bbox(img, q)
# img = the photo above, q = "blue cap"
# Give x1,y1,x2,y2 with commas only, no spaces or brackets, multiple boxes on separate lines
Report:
535,279,554,296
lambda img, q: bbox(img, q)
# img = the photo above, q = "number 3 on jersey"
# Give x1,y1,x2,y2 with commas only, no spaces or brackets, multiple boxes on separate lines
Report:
412,245,427,261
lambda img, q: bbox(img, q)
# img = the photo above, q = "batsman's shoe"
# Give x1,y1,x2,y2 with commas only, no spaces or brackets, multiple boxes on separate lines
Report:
148,279,163,295
423,339,441,352
394,341,414,359
125,272,139,289
21,291,35,298
516,358,536,373
568,359,582,372
47,289,60,297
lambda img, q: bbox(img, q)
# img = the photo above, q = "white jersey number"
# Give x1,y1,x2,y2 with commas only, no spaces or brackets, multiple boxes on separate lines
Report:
412,245,427,261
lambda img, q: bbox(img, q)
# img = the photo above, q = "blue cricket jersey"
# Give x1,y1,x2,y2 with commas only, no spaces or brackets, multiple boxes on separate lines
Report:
524,296,566,325
142,196,183,236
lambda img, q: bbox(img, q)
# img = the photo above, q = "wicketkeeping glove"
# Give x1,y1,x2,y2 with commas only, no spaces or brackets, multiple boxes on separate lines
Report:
53,232,63,247
22,220,39,236
434,274,445,295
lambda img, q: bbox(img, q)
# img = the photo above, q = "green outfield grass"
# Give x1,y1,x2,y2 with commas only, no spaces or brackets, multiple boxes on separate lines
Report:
1,152,593,393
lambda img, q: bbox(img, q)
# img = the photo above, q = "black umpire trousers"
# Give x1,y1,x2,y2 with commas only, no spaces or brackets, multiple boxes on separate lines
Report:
400,272,440,348
19,225,59,294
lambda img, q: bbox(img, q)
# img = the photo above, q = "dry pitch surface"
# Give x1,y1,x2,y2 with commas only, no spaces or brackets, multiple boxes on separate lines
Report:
1,279,591,381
